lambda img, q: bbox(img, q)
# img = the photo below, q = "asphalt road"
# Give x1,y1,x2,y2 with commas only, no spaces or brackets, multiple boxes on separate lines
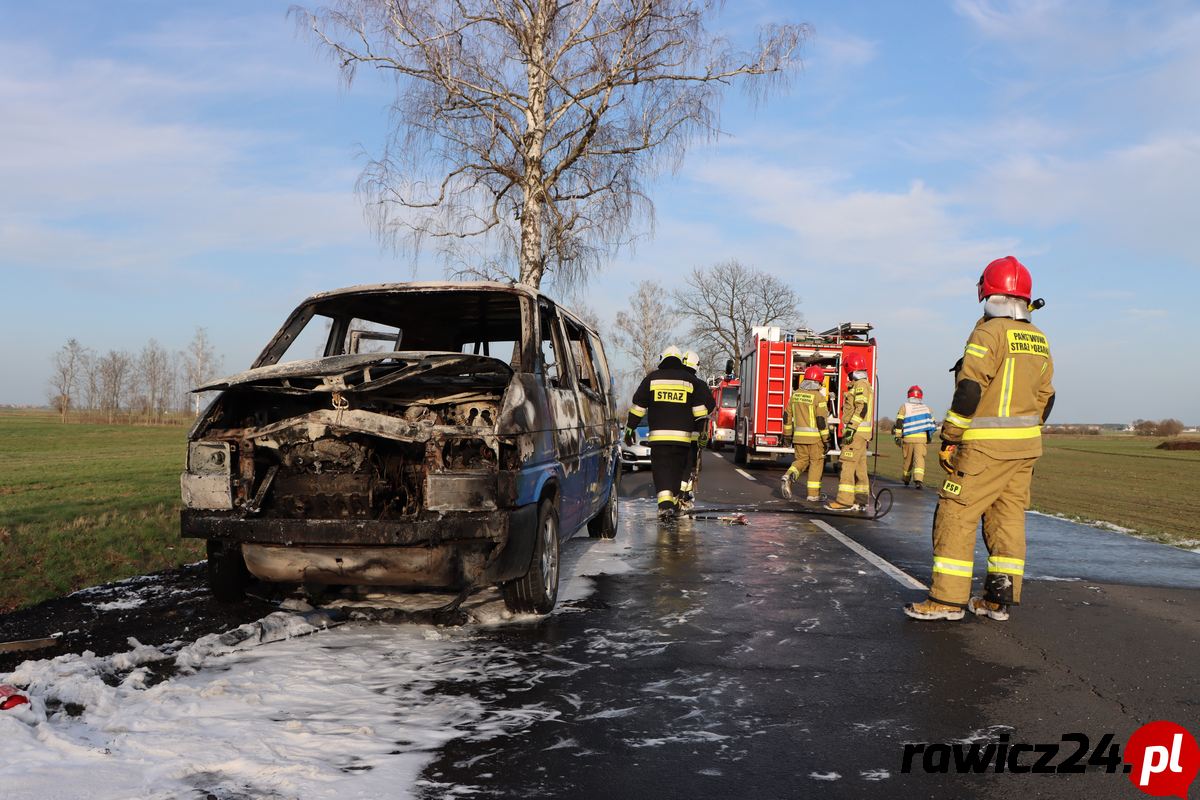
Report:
424,450,1200,799
4,450,1198,799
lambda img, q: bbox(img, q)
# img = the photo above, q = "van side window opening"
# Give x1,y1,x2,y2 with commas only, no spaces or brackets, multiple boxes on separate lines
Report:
586,332,611,397
540,306,564,387
345,319,403,354
564,319,599,393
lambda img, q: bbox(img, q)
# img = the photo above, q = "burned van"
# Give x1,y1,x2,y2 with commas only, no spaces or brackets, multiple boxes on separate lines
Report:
180,282,619,614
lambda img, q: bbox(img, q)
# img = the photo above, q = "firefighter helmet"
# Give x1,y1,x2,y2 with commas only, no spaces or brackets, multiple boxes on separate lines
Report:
803,366,825,383
683,350,700,370
907,385,923,399
977,256,1032,303
844,351,868,373
659,345,683,366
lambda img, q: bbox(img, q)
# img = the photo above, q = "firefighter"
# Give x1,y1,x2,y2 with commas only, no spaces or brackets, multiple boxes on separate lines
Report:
782,366,831,501
894,385,936,488
679,350,707,508
625,346,716,520
904,256,1055,622
825,351,873,511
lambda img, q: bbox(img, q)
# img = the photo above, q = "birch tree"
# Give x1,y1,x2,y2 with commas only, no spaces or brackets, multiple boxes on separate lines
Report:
47,338,88,421
611,280,676,376
672,260,800,374
181,327,222,416
296,0,807,288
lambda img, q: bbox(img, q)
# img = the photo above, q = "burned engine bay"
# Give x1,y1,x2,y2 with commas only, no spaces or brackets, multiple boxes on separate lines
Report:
185,353,525,521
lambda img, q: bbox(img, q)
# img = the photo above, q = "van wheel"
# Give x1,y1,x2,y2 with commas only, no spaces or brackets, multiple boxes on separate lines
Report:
734,441,748,464
206,539,250,603
588,486,618,540
502,501,560,614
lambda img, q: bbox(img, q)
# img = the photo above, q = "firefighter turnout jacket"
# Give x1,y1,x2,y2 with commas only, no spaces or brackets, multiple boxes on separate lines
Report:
843,377,873,438
895,400,936,441
941,317,1055,458
627,362,716,445
783,380,830,444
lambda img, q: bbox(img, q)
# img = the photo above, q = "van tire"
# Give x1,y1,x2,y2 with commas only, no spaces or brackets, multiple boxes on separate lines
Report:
206,539,250,603
502,501,560,614
588,485,618,540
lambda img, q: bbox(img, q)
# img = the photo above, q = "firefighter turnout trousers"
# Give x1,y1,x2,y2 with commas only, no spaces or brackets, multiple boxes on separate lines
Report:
835,434,871,506
651,443,691,511
788,442,825,499
929,444,1032,607
902,442,926,484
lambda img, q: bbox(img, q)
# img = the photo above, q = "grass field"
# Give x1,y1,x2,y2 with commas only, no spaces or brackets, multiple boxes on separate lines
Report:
870,434,1200,546
0,410,203,611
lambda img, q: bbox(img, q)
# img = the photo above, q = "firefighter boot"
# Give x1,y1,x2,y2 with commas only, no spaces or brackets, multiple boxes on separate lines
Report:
968,596,1010,621
781,470,795,500
903,599,965,621
915,480,923,490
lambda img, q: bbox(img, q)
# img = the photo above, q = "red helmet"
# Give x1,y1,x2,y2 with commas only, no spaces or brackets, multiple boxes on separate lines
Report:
844,352,867,373
977,256,1032,303
907,385,923,399
803,366,824,383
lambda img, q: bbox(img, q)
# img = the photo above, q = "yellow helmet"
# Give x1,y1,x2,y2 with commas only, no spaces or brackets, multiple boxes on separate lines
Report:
659,345,683,366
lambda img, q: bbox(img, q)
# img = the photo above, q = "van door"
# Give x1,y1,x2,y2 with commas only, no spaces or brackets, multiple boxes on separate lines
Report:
538,303,586,531
563,318,608,521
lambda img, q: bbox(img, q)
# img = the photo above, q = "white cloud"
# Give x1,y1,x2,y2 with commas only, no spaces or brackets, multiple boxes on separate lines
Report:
977,135,1200,266
689,157,1015,280
0,38,381,278
815,31,877,71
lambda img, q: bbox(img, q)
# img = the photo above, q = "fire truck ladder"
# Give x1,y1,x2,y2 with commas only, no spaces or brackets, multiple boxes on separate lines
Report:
763,342,790,437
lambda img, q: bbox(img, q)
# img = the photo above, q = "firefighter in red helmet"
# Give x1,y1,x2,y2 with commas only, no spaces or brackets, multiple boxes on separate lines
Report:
894,385,935,488
826,350,873,511
905,256,1056,622
782,365,831,501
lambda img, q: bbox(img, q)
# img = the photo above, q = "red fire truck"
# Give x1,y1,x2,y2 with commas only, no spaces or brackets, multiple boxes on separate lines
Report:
733,323,878,465
707,364,740,452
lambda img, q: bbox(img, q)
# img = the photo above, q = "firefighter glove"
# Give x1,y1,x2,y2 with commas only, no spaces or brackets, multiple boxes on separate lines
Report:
893,433,902,446
842,428,855,446
698,430,710,448
938,441,958,474
623,427,636,447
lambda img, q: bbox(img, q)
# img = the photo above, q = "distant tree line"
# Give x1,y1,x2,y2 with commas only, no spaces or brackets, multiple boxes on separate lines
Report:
1132,418,1185,437
47,328,223,424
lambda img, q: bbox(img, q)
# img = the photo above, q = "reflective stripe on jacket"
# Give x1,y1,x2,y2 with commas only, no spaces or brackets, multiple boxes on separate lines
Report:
783,380,829,442
896,401,936,439
942,317,1056,458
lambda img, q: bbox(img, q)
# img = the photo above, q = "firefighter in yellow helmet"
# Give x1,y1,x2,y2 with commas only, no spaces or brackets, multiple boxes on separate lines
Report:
825,351,873,511
894,385,935,488
904,256,1055,622
782,365,831,501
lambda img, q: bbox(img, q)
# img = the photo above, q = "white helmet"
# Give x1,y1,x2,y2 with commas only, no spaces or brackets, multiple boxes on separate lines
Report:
682,350,700,370
659,345,683,366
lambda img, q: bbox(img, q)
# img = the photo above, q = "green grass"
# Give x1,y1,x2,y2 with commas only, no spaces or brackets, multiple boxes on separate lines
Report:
0,409,203,611
870,434,1200,546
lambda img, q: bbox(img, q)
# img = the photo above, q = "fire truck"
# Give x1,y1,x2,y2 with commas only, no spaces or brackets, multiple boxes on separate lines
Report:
733,323,878,465
706,361,740,452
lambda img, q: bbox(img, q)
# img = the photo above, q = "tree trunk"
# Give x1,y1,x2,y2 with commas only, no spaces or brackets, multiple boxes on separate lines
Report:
518,2,549,289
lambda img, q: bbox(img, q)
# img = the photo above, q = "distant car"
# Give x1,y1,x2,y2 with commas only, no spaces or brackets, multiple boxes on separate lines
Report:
619,423,651,470
180,282,620,614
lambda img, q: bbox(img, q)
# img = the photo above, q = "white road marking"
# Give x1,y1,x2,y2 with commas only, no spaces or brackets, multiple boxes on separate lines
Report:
735,468,756,482
811,519,928,591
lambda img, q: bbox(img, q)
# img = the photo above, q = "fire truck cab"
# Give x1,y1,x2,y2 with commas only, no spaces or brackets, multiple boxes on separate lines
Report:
707,363,740,452
734,323,877,465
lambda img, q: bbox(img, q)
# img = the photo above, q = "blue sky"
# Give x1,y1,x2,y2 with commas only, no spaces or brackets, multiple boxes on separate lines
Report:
1,0,1197,422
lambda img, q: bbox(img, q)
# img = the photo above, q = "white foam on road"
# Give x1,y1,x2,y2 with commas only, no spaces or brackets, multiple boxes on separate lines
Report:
0,533,633,800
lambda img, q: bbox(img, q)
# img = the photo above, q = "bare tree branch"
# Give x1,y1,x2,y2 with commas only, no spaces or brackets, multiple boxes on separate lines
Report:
295,0,809,289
